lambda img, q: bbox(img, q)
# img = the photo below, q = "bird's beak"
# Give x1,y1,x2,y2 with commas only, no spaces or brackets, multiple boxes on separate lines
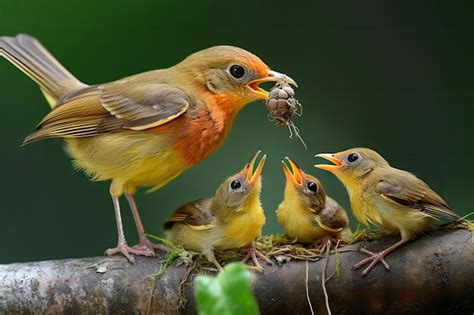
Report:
243,151,267,184
314,153,344,172
246,70,298,99
282,157,303,186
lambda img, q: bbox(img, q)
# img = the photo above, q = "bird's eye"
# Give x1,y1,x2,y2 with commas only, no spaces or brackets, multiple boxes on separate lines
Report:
230,180,241,190
307,182,318,193
229,64,246,79
347,153,360,163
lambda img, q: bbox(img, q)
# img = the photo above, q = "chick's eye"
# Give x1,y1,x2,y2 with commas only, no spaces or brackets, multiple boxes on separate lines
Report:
230,180,241,190
307,182,318,193
229,65,246,79
347,153,359,163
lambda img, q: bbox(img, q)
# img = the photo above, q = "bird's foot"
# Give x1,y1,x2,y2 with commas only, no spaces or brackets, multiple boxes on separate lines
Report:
105,241,154,264
352,248,390,276
242,245,273,270
313,236,335,254
133,236,170,255
203,250,223,272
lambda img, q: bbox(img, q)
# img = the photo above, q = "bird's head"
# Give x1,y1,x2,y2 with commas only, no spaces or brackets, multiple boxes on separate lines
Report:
213,151,266,213
315,148,390,185
176,46,297,110
282,157,326,213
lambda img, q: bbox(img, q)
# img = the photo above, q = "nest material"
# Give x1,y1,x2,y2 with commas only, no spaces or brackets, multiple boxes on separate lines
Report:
153,220,473,276
151,234,345,312
155,234,337,276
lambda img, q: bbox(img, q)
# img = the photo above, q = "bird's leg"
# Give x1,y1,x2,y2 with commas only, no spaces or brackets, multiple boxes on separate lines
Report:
125,193,169,253
204,249,223,271
242,242,273,270
105,194,154,263
353,238,409,276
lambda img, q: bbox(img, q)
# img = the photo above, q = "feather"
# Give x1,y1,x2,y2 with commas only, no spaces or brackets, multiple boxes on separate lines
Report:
163,199,214,231
0,34,85,104
377,173,459,221
24,83,191,142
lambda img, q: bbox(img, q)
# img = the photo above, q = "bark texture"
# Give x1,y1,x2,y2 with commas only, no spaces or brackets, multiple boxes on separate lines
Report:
0,227,472,314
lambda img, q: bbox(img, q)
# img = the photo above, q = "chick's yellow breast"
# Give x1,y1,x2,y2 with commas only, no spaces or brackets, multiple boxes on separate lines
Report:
344,176,381,227
276,187,327,243
219,202,265,249
277,202,327,243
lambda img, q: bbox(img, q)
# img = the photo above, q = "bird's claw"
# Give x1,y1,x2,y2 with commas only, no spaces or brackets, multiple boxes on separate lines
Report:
353,247,390,276
209,257,224,272
105,242,154,263
242,245,273,270
313,236,335,254
133,236,170,255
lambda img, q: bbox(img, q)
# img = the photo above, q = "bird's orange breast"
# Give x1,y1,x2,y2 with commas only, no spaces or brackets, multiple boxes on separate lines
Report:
151,91,246,166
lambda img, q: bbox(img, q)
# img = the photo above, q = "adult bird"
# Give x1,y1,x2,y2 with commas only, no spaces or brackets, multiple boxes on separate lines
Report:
0,34,296,262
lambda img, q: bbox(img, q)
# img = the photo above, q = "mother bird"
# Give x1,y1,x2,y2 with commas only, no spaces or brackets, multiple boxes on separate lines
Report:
0,34,296,262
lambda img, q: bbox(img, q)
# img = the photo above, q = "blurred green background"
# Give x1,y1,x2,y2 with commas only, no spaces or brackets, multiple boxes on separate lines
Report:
0,1,472,263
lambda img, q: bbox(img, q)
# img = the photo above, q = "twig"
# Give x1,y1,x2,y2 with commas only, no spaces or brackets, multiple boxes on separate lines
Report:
321,239,332,315
305,260,315,315
287,120,307,150
177,258,199,309
325,240,341,283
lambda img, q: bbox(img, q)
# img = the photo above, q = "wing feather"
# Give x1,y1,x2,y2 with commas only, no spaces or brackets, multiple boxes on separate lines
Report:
99,85,189,130
23,83,191,144
377,170,459,220
163,199,214,231
314,197,349,232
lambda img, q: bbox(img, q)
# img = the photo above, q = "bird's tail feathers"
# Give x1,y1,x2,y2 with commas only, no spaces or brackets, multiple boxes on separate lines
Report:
0,34,86,108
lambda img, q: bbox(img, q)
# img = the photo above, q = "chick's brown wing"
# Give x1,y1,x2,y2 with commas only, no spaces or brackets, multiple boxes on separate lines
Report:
377,170,459,220
163,199,214,231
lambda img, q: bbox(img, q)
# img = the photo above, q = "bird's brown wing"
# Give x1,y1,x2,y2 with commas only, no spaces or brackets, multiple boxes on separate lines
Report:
377,170,459,220
23,83,190,144
163,199,214,231
313,197,349,233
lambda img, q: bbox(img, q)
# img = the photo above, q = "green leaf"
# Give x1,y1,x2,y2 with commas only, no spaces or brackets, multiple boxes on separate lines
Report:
194,262,260,315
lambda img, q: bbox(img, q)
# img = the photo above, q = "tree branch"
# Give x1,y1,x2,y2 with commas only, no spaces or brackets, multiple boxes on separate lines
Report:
0,227,472,314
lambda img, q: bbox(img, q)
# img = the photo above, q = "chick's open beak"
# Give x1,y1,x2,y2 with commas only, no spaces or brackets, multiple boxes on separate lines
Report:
243,151,267,184
314,153,344,172
282,157,303,186
247,70,298,99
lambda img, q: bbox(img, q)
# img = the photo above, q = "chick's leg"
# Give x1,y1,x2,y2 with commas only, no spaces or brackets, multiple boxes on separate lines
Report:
242,243,273,270
125,193,169,253
204,249,223,271
105,194,154,263
353,238,408,276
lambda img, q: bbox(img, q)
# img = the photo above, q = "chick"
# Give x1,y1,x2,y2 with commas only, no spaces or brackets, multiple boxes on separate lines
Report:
163,151,271,270
276,158,351,252
315,148,460,276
